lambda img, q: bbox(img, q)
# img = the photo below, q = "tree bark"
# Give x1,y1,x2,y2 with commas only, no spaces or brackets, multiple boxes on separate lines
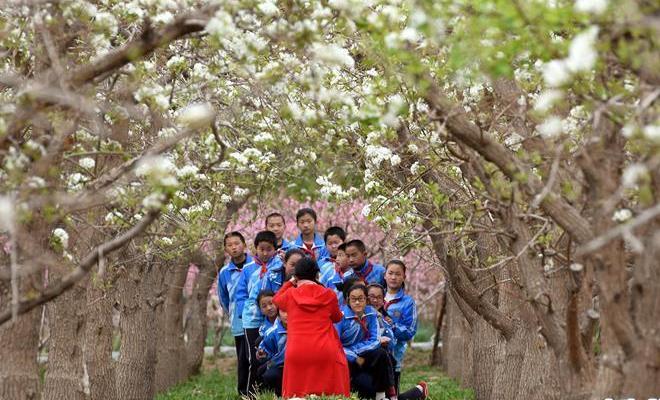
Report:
42,281,87,400
154,259,189,393
430,289,446,367
115,249,165,400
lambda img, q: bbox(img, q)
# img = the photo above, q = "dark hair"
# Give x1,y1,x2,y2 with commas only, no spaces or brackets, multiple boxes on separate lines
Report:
284,248,306,263
340,275,363,299
224,231,246,246
294,257,320,282
367,283,386,297
345,239,366,253
337,243,348,253
254,230,277,248
296,208,317,222
386,259,406,273
324,226,346,242
265,212,285,226
257,289,275,305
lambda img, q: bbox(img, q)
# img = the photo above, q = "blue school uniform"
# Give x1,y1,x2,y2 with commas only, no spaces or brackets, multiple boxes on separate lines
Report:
259,317,276,338
240,256,283,329
384,288,417,371
319,260,354,304
262,262,288,294
352,260,386,286
335,304,381,363
293,232,330,263
375,309,396,350
217,254,255,336
258,318,287,367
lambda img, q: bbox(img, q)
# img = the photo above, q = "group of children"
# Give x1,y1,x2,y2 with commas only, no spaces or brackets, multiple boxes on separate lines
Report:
217,208,428,400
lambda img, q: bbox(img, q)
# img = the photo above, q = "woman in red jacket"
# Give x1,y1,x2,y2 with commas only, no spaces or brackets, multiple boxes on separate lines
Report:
273,257,350,398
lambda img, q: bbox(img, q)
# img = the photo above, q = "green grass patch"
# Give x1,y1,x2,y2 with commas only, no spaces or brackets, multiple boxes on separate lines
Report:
157,350,473,400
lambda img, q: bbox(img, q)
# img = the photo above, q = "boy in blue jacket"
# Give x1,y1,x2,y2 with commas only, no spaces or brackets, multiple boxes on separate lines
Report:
345,239,386,286
217,232,255,397
263,248,306,294
265,212,292,256
238,230,282,396
319,226,347,288
256,309,288,396
293,208,330,263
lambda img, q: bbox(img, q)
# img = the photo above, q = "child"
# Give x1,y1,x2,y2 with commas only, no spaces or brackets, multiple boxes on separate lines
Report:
217,231,255,397
263,248,306,294
257,290,277,338
319,226,347,289
256,308,288,396
265,212,292,254
384,260,419,397
293,208,330,263
239,230,282,396
336,284,398,400
368,284,428,400
345,239,386,286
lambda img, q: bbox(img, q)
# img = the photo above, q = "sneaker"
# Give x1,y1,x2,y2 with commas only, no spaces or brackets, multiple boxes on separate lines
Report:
418,381,429,399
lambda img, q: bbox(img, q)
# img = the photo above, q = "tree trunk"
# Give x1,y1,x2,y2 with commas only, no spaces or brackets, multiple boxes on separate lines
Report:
184,255,216,377
154,259,189,393
430,289,446,366
84,276,117,400
0,286,41,400
115,250,165,400
42,282,87,400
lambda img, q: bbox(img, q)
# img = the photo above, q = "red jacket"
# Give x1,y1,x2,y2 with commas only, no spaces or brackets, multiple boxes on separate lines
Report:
273,281,350,398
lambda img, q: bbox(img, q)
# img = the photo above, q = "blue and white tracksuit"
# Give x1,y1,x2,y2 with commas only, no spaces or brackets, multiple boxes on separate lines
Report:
376,309,396,350
293,232,330,263
335,304,381,363
217,254,255,337
258,318,287,368
352,260,386,286
276,238,293,260
240,256,283,329
319,260,354,304
259,317,276,338
262,263,288,294
384,288,418,371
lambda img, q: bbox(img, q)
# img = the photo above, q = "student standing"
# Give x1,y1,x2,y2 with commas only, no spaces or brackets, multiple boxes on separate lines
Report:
239,231,282,396
256,308,288,396
265,212,292,255
384,260,419,395
293,208,330,262
272,258,350,398
319,226,347,288
345,239,386,286
217,232,255,397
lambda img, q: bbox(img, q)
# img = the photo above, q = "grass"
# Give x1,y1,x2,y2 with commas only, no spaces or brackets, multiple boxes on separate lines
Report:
157,349,473,400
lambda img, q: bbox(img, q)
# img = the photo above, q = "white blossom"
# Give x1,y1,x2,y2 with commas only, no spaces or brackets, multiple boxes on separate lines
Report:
537,116,564,138
534,89,563,112
258,1,279,16
52,228,69,249
410,161,421,175
178,103,215,129
312,43,355,68
233,186,249,198
643,124,660,141
612,208,632,222
622,163,647,188
160,237,173,245
142,192,166,211
254,132,274,143
542,60,571,87
575,0,608,15
316,175,345,198
79,157,96,169
177,165,199,178
565,26,599,73
220,194,232,204
361,204,371,217
135,155,178,187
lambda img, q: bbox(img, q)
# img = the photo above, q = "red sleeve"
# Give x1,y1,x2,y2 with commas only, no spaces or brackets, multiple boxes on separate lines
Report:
327,290,343,323
273,280,294,311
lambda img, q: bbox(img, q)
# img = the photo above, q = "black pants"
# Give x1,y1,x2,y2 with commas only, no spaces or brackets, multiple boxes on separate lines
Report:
234,335,249,396
395,371,425,400
260,365,284,396
244,328,261,396
350,347,396,398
